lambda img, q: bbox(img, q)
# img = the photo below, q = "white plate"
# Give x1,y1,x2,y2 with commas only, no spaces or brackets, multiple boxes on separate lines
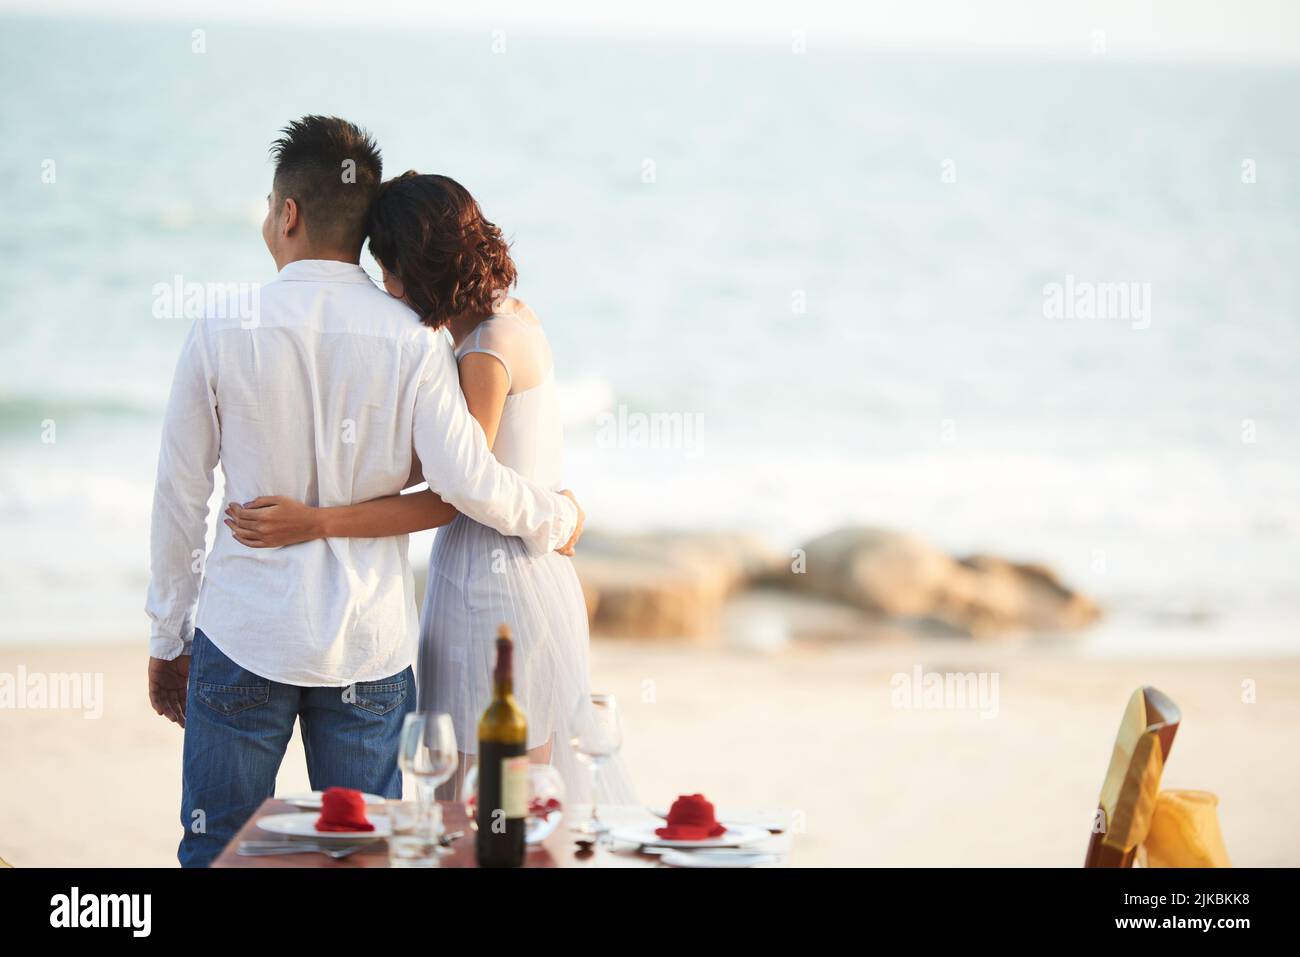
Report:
279,791,387,810
609,821,770,849
659,850,779,868
257,811,390,841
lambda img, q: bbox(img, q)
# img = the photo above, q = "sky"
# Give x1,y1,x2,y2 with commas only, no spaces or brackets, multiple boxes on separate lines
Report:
5,0,1300,63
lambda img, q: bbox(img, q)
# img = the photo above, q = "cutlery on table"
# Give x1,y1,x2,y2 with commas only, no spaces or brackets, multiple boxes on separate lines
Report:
238,841,367,859
238,830,463,859
636,843,780,857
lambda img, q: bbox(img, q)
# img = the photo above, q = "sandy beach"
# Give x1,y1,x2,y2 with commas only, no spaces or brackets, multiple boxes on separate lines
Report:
3,632,1297,867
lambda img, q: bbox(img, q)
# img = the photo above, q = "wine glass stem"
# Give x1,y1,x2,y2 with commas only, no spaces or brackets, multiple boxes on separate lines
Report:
588,762,602,830
416,779,435,830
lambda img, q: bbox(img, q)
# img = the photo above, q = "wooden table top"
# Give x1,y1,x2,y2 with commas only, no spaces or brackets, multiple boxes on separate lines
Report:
214,798,788,868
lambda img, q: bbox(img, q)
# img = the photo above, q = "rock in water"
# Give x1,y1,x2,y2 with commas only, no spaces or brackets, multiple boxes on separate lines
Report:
572,531,783,639
783,527,1100,637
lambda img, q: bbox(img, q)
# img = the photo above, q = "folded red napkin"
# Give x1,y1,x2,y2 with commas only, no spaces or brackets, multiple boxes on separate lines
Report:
314,787,375,832
655,793,727,840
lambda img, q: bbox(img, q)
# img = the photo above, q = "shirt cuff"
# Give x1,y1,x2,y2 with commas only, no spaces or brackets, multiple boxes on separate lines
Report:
150,629,193,660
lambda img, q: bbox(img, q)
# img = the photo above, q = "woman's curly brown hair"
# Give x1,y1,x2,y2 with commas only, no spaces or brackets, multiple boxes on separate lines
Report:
366,171,516,329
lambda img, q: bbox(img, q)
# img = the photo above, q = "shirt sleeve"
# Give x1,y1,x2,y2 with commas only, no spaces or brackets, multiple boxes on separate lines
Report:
145,319,220,659
412,336,577,555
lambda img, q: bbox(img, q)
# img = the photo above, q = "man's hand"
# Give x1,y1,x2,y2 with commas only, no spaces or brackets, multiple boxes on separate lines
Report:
225,496,324,548
556,489,584,556
148,655,191,727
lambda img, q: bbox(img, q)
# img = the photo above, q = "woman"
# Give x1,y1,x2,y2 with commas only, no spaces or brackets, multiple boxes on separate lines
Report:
224,172,632,806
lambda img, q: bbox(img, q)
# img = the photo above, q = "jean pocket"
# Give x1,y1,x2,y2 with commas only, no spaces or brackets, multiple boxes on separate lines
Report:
193,633,271,717
197,679,271,717
347,677,409,716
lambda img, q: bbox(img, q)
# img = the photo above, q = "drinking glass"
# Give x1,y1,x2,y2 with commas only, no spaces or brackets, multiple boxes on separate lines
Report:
569,693,622,839
398,712,457,849
385,799,442,867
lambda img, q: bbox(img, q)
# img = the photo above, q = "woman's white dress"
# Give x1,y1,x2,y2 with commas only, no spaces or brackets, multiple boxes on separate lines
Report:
418,303,635,806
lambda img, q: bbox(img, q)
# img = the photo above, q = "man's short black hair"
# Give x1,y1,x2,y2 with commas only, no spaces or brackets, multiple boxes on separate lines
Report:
269,116,382,254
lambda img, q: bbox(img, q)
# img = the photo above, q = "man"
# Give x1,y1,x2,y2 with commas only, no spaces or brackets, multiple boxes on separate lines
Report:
145,116,582,867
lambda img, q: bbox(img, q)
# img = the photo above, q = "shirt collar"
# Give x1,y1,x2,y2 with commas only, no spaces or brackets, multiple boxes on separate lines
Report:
276,259,373,284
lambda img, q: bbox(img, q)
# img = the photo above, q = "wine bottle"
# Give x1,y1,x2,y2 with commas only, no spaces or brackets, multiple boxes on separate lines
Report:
476,624,528,867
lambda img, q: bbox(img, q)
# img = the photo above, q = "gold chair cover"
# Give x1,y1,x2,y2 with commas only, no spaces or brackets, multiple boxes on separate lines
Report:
1139,790,1231,868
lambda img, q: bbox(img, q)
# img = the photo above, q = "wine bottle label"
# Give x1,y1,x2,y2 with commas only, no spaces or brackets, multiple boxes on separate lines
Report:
501,755,528,819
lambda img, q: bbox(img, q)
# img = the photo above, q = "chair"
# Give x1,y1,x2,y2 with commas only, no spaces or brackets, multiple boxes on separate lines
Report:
1084,685,1180,867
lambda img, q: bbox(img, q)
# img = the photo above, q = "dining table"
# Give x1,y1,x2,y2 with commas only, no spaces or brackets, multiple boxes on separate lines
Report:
212,798,795,868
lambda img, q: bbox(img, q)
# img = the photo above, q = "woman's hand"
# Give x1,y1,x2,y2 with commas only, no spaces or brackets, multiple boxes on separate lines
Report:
555,489,584,556
224,496,325,548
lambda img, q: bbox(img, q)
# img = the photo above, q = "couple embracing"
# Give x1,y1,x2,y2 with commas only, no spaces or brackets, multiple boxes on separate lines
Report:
146,115,629,867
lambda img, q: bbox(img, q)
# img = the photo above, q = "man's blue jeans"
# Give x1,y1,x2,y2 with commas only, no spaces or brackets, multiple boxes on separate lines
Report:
178,629,415,867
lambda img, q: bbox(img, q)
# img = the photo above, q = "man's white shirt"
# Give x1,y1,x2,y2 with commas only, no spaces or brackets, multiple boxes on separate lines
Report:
146,259,577,686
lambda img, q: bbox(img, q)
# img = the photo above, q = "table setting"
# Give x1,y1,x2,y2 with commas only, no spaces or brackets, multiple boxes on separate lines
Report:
213,690,794,868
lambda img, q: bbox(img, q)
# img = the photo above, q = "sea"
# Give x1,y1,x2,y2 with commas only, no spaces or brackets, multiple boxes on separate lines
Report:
1,14,1298,654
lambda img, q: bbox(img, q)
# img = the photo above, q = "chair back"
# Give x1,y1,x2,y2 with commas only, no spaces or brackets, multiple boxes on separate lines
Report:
1084,685,1180,867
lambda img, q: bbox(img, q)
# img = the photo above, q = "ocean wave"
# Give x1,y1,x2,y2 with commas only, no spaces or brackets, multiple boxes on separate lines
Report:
0,392,160,432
